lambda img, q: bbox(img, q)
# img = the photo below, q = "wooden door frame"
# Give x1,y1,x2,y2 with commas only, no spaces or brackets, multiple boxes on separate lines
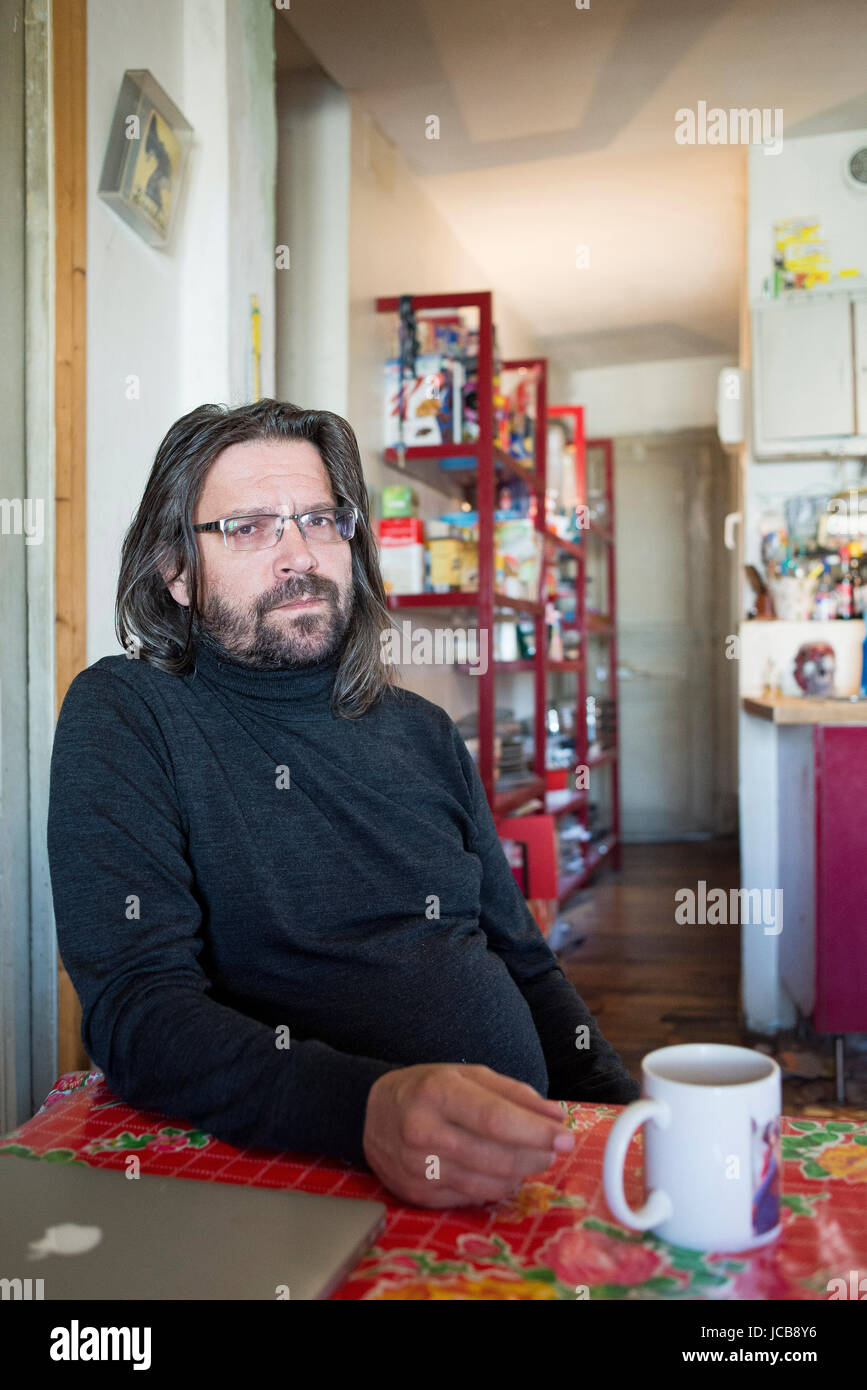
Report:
52,0,89,1079
25,0,64,1115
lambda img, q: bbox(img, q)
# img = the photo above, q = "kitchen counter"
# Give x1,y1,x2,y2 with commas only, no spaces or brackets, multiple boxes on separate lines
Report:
738,703,867,1060
737,621,867,1047
742,694,867,724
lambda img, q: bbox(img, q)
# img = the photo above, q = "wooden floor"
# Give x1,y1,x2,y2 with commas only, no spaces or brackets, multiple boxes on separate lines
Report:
556,840,867,1119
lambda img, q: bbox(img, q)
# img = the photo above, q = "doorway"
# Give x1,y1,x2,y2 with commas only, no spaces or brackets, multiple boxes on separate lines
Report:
614,429,739,841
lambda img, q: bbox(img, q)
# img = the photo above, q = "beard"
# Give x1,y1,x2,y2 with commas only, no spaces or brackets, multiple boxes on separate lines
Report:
196,573,353,670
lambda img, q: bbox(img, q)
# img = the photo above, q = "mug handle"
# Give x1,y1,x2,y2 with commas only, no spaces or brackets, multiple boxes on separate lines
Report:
603,1098,674,1230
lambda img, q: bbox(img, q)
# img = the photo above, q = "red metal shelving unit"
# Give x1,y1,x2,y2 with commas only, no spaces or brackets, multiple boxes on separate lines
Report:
374,293,621,917
502,355,548,804
587,434,621,875
374,291,548,816
546,411,621,900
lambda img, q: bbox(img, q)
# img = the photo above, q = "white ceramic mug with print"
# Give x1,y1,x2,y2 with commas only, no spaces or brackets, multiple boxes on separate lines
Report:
603,1043,782,1253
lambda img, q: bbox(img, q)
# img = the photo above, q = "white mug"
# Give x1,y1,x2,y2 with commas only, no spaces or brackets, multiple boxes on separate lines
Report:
603,1043,782,1253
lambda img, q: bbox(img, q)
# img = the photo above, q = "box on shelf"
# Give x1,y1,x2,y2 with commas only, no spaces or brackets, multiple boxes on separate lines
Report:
501,837,528,895
428,537,463,590
526,899,558,937
493,622,520,662
426,534,478,592
417,317,462,357
495,518,543,599
506,373,535,462
382,485,415,517
496,812,559,937
460,537,479,588
426,513,540,597
382,309,544,452
384,354,459,447
377,516,425,596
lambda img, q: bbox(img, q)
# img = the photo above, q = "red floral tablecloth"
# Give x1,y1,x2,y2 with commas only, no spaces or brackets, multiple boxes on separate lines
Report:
2,1071,865,1300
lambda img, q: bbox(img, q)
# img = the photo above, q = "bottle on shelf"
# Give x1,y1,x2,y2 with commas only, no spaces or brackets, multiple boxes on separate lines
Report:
546,600,564,661
849,541,863,616
837,545,854,619
814,561,837,621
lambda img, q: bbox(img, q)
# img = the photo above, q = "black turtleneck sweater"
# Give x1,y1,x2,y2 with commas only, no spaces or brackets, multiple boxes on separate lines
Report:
46,634,639,1167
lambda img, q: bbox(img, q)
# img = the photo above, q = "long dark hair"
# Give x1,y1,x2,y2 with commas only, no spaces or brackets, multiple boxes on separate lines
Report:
115,398,398,718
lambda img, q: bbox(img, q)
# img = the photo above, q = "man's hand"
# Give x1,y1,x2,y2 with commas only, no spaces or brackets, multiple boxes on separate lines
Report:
362,1063,574,1207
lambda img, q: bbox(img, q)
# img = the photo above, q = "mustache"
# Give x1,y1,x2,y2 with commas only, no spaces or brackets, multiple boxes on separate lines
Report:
259,580,335,614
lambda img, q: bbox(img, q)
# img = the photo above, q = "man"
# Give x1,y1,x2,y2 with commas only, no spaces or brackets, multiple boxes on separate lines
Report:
47,398,639,1209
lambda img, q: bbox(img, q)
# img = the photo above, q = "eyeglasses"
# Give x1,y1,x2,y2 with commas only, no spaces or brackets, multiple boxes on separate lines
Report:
193,506,358,552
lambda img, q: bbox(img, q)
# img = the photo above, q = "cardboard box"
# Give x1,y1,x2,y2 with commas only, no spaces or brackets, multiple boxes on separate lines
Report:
377,517,425,596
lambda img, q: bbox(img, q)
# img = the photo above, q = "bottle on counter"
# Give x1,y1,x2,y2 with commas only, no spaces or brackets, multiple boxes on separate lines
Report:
836,546,854,619
849,541,863,616
814,561,837,620
762,656,782,698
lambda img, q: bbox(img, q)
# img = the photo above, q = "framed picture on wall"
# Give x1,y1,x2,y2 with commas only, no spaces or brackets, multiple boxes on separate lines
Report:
97,69,193,248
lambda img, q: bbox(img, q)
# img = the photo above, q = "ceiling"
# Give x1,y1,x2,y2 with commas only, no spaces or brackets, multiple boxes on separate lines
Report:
278,0,867,369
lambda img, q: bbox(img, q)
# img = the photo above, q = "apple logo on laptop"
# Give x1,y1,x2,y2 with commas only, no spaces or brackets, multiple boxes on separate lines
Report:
28,1224,103,1258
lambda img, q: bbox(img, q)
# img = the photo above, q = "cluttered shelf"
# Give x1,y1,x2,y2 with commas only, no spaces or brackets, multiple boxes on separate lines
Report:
746,487,867,628
382,442,541,493
587,746,618,767
493,782,592,820
743,477,867,707
544,530,582,558
558,837,619,902
586,613,615,635
492,776,547,816
386,590,544,617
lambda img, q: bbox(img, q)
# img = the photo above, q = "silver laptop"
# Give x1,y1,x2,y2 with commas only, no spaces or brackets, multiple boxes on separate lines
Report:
0,1155,386,1300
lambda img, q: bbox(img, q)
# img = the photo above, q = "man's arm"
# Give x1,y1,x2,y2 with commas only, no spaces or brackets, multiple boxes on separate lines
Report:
449,720,640,1104
47,666,401,1167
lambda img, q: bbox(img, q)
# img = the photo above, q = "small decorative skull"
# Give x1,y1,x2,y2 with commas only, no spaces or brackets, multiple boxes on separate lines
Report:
793,642,836,697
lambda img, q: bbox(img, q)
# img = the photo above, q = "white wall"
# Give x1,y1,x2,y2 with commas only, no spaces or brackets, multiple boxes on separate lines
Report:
554,354,736,438
743,127,867,569
747,127,867,304
86,0,276,663
275,69,350,413
226,1,276,404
